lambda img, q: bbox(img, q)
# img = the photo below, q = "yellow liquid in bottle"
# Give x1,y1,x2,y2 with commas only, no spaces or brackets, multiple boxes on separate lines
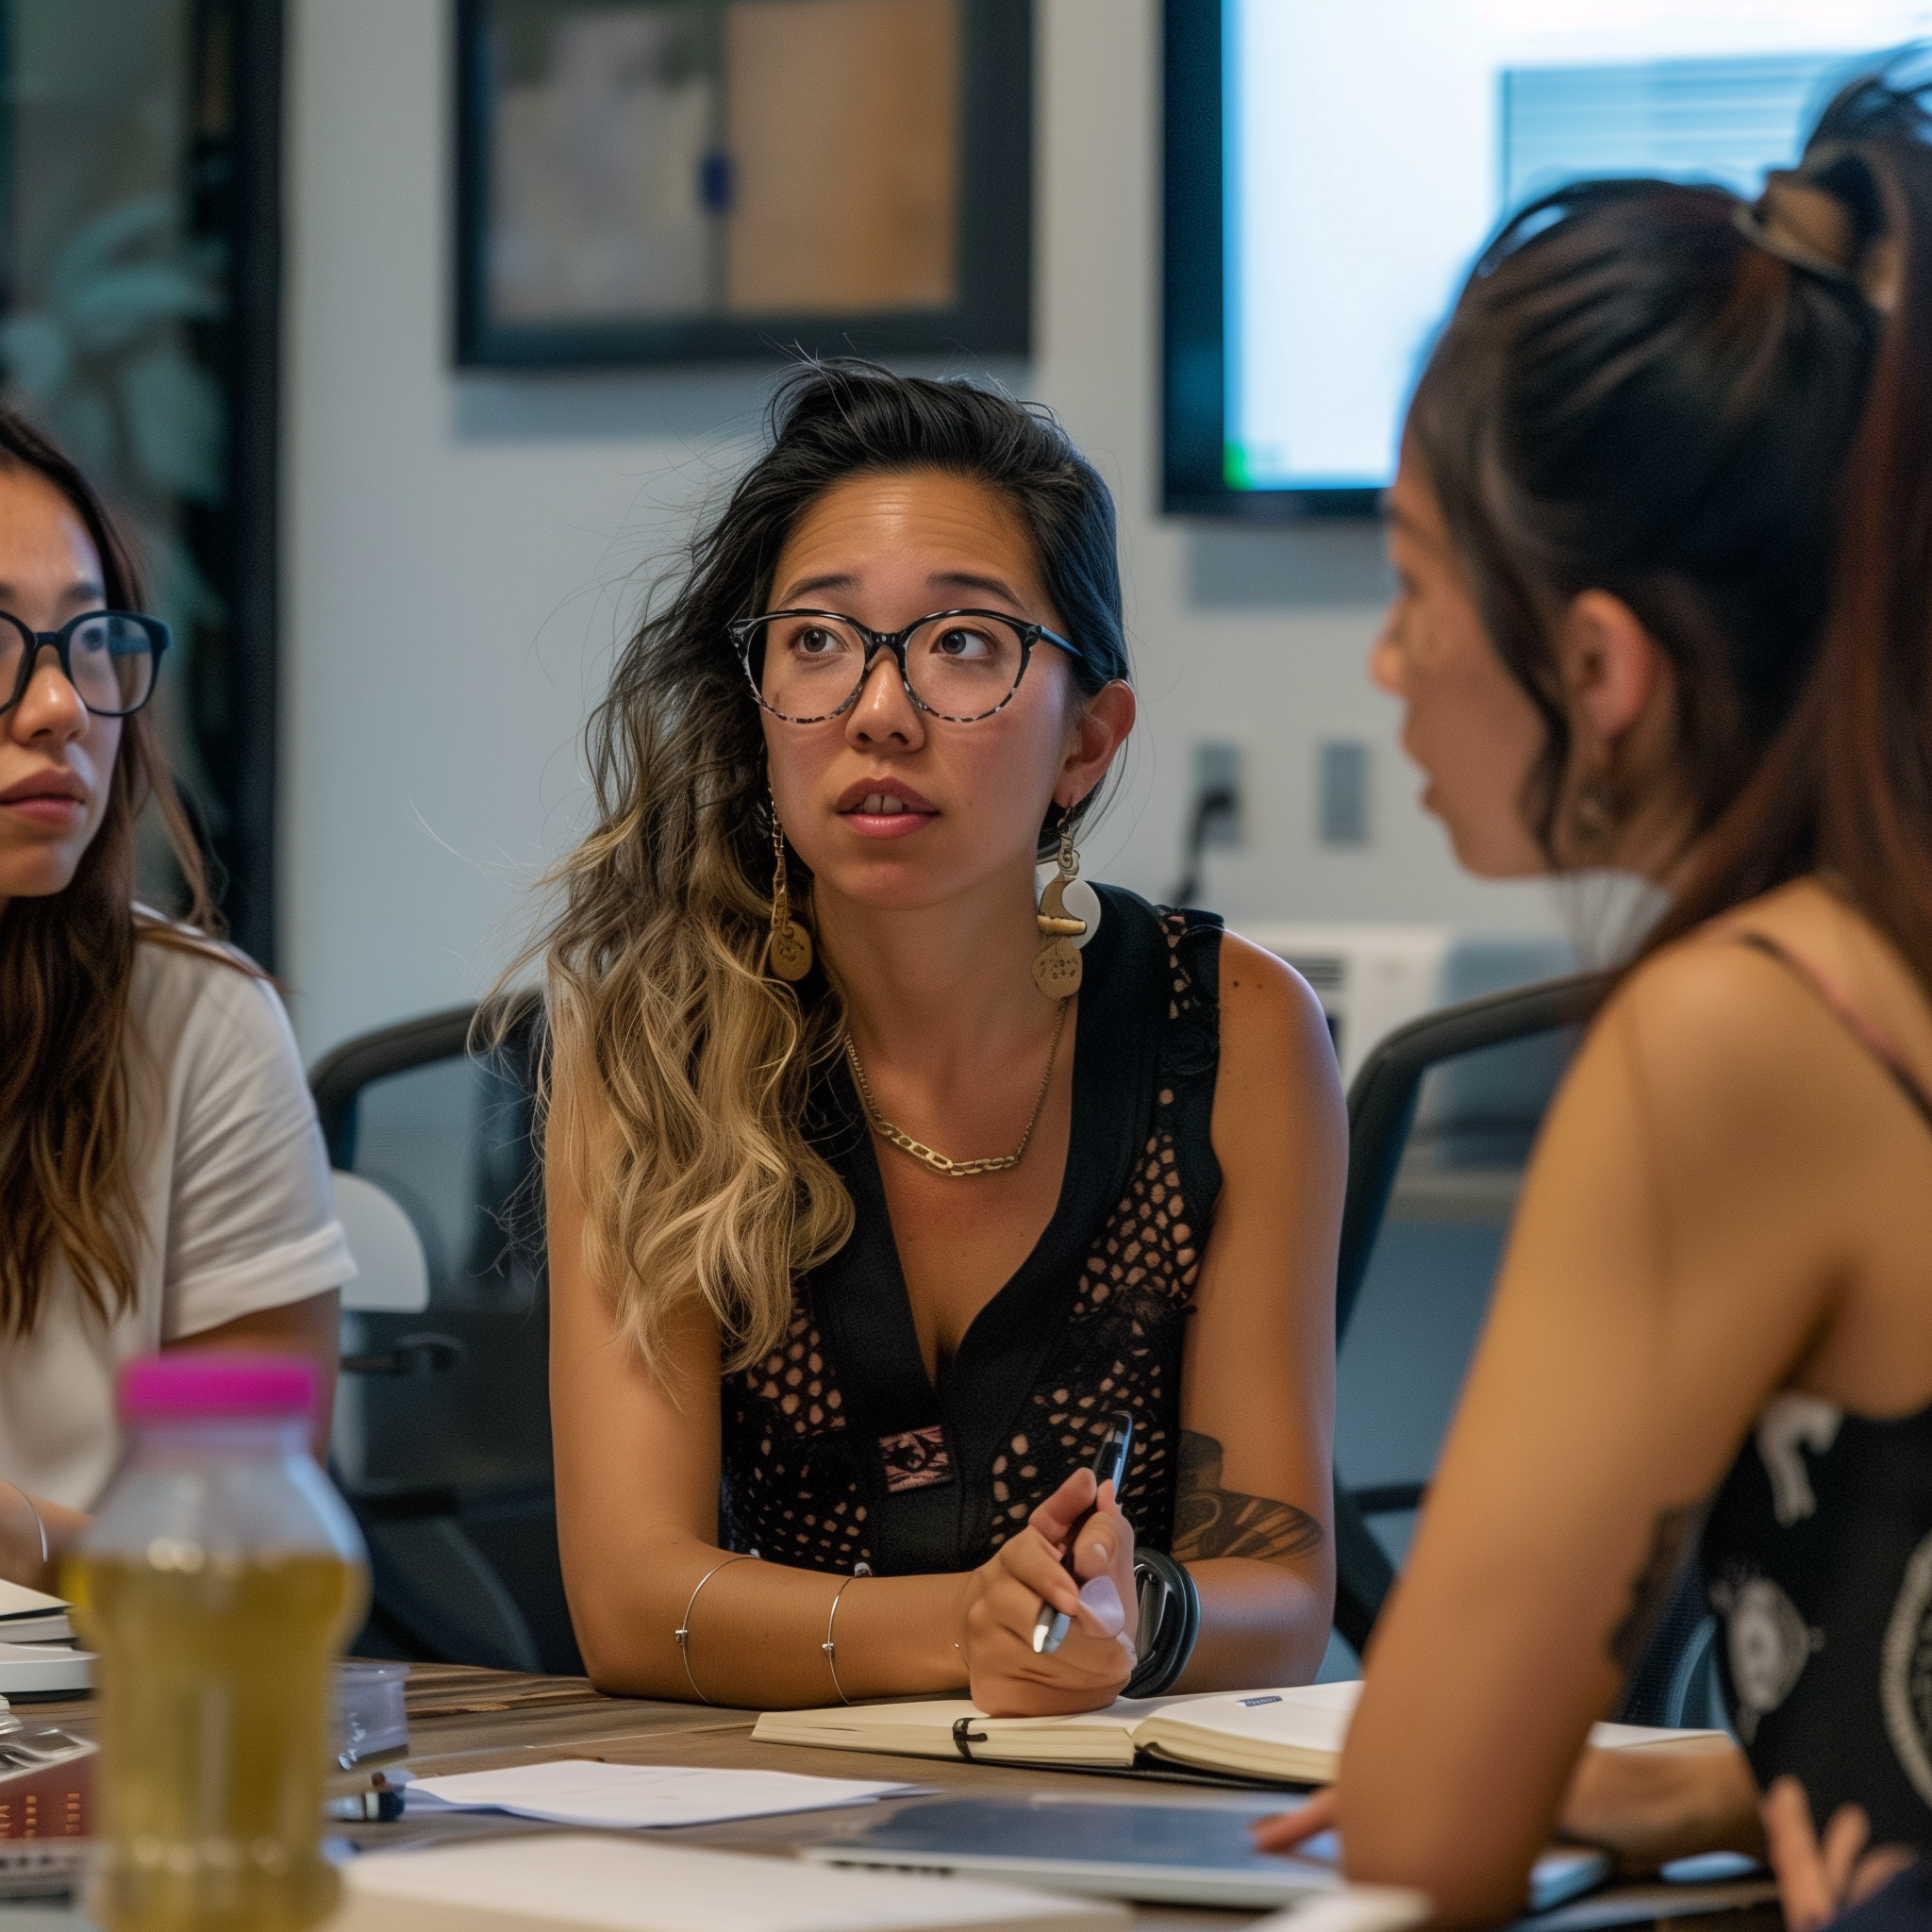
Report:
66,1550,367,1932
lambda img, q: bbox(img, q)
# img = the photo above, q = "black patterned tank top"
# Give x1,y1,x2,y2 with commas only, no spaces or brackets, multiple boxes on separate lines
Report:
718,886,1224,1577
1701,933,1932,1852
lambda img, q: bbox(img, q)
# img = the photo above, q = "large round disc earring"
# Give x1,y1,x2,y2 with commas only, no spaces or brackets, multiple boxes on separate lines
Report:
1033,821,1087,999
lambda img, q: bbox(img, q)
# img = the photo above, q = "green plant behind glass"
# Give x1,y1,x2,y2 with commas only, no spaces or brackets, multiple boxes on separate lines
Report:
0,0,230,878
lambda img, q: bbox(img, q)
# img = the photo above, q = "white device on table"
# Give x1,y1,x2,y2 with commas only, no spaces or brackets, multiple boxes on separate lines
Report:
331,1834,1127,1932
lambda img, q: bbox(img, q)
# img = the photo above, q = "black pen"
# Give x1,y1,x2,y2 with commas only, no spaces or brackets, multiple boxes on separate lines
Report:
1031,1409,1133,1656
325,1771,408,1823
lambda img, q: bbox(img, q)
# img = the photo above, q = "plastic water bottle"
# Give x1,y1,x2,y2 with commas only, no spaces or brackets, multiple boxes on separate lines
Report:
65,1354,368,1932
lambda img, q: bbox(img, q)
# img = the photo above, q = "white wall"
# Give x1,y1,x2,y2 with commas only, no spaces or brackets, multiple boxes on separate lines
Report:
282,0,1561,1061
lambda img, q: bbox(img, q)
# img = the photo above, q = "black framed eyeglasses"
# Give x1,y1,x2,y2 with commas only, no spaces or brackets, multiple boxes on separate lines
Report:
727,608,1080,724
0,610,170,718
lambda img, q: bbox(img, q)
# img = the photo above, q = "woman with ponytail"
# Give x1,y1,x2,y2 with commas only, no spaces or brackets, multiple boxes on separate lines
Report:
541,363,1343,1715
1257,67,1932,1927
0,410,349,1587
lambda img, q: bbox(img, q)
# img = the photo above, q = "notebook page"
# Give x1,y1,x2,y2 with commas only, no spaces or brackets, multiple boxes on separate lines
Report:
755,1691,1215,1764
0,1580,66,1619
1128,1682,1724,1784
404,1759,923,1828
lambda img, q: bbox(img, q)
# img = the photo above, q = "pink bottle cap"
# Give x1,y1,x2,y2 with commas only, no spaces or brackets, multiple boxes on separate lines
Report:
118,1353,318,1424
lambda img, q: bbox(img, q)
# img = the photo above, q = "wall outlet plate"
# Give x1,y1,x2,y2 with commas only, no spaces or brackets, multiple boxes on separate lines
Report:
1319,740,1370,845
1194,740,1242,848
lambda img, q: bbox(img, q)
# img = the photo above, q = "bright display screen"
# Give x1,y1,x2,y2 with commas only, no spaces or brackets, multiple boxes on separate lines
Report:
1224,0,1932,493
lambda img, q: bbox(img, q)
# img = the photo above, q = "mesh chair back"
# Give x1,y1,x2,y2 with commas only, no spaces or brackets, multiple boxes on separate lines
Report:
311,996,579,1674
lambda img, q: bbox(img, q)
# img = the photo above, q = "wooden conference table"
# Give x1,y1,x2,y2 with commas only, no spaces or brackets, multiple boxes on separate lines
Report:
12,1665,1780,1931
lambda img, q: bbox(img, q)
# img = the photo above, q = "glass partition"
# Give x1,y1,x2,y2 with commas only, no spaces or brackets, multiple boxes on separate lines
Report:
0,0,280,957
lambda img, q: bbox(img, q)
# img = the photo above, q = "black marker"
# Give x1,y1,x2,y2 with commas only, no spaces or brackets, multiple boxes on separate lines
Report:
1031,1409,1133,1656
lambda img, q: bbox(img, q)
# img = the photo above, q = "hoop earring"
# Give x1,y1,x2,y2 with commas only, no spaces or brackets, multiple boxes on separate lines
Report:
1033,819,1088,999
765,797,814,983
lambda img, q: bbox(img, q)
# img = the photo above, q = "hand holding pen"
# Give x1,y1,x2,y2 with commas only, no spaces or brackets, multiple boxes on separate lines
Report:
1033,1411,1134,1655
958,1409,1140,1717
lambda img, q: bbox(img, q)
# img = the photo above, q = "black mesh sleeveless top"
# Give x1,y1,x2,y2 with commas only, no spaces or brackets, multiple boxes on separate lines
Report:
1701,933,1932,1852
718,886,1224,1577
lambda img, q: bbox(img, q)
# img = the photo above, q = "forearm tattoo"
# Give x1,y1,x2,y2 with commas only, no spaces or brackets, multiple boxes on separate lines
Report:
1607,1503,1703,1673
1171,1431,1325,1562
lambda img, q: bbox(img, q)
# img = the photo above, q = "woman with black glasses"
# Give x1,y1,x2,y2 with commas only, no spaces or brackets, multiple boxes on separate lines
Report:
0,409,349,1588
539,363,1343,1713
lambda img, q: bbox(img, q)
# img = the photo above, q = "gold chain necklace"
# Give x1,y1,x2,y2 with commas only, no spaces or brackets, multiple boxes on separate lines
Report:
844,998,1071,1178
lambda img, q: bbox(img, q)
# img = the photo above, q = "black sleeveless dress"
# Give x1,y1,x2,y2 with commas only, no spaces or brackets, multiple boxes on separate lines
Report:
717,886,1224,1577
1701,933,1932,1854
1830,1865,1932,1932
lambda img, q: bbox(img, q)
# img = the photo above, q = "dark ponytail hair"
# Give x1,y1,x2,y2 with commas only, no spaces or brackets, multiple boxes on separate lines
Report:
1410,61,1932,990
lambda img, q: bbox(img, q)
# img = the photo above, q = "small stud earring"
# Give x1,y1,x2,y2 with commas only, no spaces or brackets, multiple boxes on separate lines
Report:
1033,820,1087,999
1570,775,1620,851
765,798,814,983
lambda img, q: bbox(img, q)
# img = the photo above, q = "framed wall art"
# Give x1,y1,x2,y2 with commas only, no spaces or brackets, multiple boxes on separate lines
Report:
453,0,1032,366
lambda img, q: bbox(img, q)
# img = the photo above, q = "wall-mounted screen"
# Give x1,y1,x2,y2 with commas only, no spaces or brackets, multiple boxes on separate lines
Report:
1164,0,1932,518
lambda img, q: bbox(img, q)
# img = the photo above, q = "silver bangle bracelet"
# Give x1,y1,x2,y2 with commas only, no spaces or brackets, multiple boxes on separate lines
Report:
8,1483,45,1575
673,1555,753,1705
820,1560,872,1705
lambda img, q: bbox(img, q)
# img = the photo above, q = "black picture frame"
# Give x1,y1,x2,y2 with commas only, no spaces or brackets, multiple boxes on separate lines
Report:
1161,0,1377,521
452,0,1032,369
209,0,287,967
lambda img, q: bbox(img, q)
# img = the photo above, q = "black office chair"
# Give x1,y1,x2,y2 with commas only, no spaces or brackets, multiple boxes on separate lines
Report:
310,995,583,1676
1330,972,1721,1728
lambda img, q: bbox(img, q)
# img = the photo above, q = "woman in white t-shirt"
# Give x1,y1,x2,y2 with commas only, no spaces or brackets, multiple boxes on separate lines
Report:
0,409,353,1588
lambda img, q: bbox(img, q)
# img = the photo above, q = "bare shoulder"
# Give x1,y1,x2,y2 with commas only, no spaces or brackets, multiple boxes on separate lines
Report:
1211,932,1345,1166
1713,877,1932,1071
1216,931,1341,1088
1610,924,1806,1041
1193,939,1343,1359
1574,899,1890,1154
1496,885,1931,1406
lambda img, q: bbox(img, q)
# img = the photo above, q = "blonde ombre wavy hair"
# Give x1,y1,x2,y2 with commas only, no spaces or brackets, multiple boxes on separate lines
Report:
537,364,1131,1376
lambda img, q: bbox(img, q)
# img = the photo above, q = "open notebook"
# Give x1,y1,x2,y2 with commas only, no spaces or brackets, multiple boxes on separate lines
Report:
754,1680,1726,1785
0,1583,70,1648
0,1583,89,1698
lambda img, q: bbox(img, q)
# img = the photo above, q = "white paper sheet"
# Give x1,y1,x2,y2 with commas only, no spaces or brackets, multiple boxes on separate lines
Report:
340,1834,1127,1930
404,1758,925,1829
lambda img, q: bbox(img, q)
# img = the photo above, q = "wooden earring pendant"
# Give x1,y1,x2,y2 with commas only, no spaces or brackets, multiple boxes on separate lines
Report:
1033,824,1088,999
765,805,814,983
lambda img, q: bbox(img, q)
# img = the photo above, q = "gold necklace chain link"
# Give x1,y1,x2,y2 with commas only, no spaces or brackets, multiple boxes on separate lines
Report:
844,997,1071,1178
